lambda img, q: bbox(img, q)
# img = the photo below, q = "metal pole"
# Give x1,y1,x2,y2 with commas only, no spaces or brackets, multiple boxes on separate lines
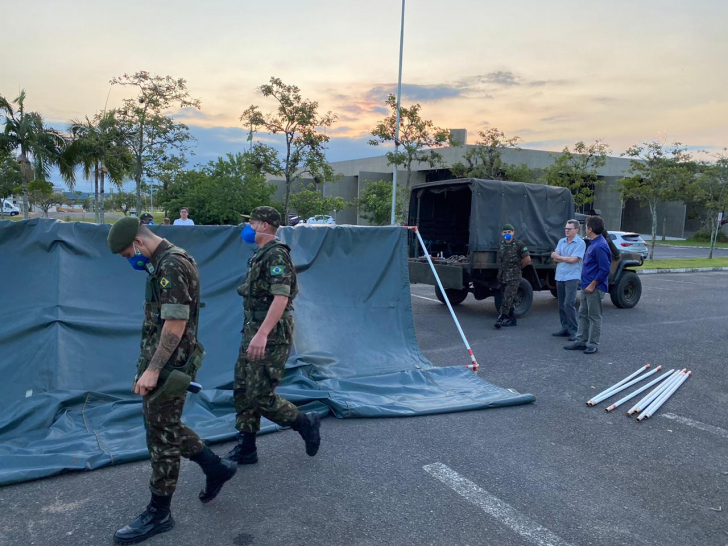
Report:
390,0,406,225
627,369,682,416
586,365,650,406
605,369,675,412
587,366,661,407
637,371,690,421
409,226,479,371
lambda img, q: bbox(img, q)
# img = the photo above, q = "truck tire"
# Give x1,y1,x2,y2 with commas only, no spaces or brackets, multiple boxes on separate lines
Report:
609,271,642,309
493,278,534,317
435,286,469,306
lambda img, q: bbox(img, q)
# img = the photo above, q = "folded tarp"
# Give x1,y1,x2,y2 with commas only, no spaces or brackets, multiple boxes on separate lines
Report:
0,219,534,485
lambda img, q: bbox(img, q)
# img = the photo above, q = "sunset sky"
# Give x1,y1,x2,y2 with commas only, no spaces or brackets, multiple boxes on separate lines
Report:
2,0,726,191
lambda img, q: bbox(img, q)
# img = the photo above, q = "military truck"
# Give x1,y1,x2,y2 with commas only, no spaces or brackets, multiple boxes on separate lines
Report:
407,178,643,316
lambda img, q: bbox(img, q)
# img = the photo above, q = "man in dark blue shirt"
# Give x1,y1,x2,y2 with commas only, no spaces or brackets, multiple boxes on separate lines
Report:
564,216,612,354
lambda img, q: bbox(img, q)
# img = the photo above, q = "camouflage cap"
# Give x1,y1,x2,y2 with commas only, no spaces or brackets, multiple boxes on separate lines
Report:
502,223,515,231
107,216,140,254
241,206,282,227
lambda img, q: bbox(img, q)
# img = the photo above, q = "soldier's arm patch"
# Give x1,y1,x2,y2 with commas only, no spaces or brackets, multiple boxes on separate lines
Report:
159,277,171,289
270,265,285,276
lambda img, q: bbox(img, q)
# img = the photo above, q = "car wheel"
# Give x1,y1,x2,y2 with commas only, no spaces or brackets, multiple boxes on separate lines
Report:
434,286,469,306
493,278,534,317
609,271,642,309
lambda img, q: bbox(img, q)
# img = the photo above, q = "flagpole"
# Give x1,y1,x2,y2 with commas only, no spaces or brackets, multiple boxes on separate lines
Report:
390,0,406,225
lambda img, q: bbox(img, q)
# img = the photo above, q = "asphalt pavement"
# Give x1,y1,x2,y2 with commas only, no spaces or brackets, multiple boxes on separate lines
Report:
1,272,726,546
649,245,728,260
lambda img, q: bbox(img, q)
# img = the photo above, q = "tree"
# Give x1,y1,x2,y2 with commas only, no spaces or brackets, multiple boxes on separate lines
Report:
693,150,728,259
158,152,276,225
0,149,22,217
26,179,63,217
241,77,337,224
111,71,200,216
543,140,610,209
618,141,693,260
112,191,136,216
450,128,523,181
0,90,65,219
356,179,407,226
289,184,346,222
64,111,133,223
370,94,453,220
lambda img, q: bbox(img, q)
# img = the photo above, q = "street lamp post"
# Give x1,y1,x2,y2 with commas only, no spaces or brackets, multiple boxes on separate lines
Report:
390,0,406,225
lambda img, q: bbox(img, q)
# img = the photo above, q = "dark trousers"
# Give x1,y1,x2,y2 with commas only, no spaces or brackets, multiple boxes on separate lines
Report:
556,279,579,335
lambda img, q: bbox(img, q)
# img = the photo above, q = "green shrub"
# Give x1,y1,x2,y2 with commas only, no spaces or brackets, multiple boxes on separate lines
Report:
689,230,728,243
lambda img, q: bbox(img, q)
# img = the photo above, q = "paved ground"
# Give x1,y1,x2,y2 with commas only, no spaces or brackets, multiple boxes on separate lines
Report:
649,245,728,260
1,273,726,546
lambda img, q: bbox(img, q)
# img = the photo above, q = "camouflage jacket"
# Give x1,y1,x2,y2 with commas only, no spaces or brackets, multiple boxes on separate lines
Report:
140,240,201,366
237,240,298,346
497,239,530,283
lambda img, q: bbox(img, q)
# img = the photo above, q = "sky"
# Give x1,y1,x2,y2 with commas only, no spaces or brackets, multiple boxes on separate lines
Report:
2,0,727,192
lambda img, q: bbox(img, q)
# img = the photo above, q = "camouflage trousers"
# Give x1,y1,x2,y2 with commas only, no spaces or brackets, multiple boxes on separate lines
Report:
143,391,205,497
499,279,520,315
233,342,299,434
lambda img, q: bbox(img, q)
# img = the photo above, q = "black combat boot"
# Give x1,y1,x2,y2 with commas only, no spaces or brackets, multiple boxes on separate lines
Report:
226,432,258,465
291,412,321,456
114,494,174,544
191,445,238,504
502,309,518,327
494,314,506,329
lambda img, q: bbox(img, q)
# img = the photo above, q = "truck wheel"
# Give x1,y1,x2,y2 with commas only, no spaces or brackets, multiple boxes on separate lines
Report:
435,286,469,306
493,278,534,317
609,271,642,309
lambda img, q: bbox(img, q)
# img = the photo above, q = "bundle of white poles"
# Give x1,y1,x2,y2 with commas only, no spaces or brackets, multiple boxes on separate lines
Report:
586,364,691,420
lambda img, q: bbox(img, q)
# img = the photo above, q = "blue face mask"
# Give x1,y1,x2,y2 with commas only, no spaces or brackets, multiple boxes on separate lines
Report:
241,224,257,244
503,233,513,242
128,245,150,271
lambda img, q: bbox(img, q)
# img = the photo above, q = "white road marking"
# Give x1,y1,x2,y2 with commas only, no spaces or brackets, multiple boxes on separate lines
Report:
423,463,574,546
411,294,441,303
643,277,713,286
662,413,728,440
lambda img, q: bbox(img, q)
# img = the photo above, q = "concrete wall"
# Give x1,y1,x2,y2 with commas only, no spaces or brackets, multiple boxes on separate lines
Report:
323,176,358,225
593,178,624,231
621,199,686,238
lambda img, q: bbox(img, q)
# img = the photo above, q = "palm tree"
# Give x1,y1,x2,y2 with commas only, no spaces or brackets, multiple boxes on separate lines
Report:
0,90,65,219
64,111,133,223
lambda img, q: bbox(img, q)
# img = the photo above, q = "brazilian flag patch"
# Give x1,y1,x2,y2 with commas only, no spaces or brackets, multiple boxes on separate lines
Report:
159,277,171,288
270,265,285,276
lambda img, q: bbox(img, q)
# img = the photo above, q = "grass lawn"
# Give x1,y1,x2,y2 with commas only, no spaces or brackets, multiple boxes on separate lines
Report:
641,258,728,269
651,240,728,249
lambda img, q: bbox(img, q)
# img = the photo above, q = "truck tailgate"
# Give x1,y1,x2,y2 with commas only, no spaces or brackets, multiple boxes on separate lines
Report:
408,260,464,289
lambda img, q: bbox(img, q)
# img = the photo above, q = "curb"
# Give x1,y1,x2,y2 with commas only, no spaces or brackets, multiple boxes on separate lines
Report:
652,244,728,250
637,267,728,275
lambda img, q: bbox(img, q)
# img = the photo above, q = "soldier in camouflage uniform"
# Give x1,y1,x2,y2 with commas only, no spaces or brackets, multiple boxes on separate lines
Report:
107,217,237,545
227,206,321,465
495,223,532,329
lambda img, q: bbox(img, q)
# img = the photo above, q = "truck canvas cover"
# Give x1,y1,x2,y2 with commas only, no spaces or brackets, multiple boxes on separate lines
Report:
410,178,575,254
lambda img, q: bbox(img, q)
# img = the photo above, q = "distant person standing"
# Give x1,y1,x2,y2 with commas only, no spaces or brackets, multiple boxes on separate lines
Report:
495,223,531,329
550,219,586,341
140,213,154,225
163,218,171,225
173,207,194,226
564,216,612,355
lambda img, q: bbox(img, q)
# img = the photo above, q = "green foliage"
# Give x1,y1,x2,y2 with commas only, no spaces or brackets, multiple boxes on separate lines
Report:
111,191,136,215
111,71,200,216
0,149,22,202
241,77,337,223
369,94,453,219
618,141,693,259
158,152,276,225
689,149,728,256
450,128,522,181
356,179,407,225
543,140,610,207
26,179,63,217
689,230,728,243
289,184,346,222
0,89,66,219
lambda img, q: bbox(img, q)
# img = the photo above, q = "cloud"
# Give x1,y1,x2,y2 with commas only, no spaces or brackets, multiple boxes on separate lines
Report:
540,115,572,123
365,84,463,103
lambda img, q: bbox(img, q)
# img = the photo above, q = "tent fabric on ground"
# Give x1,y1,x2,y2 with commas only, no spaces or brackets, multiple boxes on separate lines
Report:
0,219,535,486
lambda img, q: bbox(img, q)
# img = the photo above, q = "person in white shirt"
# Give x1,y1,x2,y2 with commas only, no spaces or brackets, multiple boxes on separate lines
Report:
550,219,586,340
173,207,195,226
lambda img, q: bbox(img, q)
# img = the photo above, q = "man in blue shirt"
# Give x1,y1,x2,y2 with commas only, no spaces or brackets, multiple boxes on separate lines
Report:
551,219,586,341
564,216,612,354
